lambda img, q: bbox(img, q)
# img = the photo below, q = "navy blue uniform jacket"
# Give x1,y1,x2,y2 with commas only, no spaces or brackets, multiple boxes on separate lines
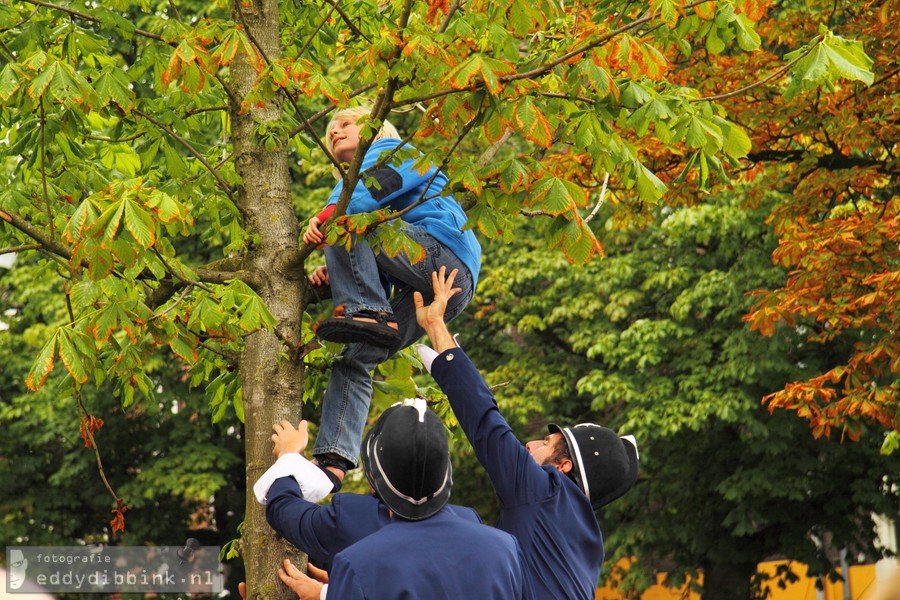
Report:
327,507,531,599
431,348,605,600
265,476,481,571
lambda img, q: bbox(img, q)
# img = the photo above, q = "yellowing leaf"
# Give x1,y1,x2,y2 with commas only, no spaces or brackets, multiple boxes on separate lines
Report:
695,0,716,19
59,328,90,384
514,97,552,147
26,332,57,391
530,176,580,215
124,197,157,248
448,55,482,90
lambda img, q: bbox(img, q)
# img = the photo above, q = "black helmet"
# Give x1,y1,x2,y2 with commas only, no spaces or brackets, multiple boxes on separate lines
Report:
548,423,638,510
362,399,452,520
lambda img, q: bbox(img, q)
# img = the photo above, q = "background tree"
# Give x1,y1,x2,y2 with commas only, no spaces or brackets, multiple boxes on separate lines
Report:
458,193,900,600
0,256,247,596
635,0,899,442
0,0,877,597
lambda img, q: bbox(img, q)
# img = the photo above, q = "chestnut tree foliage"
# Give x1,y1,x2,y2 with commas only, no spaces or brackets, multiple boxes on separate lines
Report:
0,0,879,596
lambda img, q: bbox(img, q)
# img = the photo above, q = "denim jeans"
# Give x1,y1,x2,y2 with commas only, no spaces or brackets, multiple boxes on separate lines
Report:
313,224,474,465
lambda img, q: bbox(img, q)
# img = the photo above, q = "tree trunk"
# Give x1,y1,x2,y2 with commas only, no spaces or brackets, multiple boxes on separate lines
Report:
230,1,308,598
702,560,756,600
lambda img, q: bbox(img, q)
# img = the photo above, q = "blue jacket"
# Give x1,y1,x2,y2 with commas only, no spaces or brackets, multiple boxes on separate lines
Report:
264,476,481,571
327,507,532,600
326,137,481,286
430,349,604,600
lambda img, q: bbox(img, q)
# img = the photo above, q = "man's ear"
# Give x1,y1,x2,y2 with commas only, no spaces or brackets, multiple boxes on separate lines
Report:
555,458,573,474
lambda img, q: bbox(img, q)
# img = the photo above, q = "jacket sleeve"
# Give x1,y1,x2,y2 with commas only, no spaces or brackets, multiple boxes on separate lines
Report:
264,477,344,568
429,348,556,506
325,138,436,214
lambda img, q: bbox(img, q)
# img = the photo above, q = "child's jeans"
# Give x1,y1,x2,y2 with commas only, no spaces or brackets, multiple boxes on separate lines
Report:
312,223,474,465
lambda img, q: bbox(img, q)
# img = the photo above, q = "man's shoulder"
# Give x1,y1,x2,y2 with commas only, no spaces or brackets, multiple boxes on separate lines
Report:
332,491,381,506
445,503,482,523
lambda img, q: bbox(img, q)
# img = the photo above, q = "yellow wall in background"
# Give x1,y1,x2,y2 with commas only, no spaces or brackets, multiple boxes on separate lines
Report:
596,561,878,600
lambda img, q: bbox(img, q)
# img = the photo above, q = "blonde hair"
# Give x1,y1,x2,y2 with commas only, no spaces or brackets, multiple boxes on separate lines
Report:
324,107,400,156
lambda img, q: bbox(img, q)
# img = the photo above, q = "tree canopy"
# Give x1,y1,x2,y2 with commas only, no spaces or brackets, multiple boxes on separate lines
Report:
0,0,891,597
459,193,900,600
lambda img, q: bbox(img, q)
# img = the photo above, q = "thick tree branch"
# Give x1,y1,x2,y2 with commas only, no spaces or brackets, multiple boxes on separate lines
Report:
438,0,462,34
285,83,377,140
746,149,886,170
0,207,78,265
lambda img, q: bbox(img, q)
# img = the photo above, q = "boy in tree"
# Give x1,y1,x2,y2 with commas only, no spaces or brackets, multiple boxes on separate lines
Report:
304,107,481,485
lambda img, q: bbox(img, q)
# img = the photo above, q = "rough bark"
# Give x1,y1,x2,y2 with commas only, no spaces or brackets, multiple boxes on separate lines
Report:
230,1,308,598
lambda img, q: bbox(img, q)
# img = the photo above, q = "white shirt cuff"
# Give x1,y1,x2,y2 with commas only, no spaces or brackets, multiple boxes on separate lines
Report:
253,454,333,505
416,337,462,374
320,583,328,600
415,344,439,374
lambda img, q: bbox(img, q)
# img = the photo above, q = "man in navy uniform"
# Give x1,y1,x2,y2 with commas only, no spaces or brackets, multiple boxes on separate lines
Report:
255,399,532,600
414,267,640,600
255,414,481,573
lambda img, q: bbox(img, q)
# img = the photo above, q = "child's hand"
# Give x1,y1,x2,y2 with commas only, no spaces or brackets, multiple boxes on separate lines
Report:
271,420,310,457
309,266,329,286
303,216,324,246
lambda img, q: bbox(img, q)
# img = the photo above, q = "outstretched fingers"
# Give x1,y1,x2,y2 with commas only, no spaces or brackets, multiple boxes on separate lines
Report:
431,266,462,301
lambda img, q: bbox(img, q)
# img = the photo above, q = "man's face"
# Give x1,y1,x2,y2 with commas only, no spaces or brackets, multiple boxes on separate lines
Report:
328,117,362,164
525,432,566,467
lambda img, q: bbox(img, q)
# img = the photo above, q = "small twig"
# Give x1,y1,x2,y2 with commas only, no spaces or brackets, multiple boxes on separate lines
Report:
167,0,182,22
184,105,228,117
583,172,610,224
438,0,462,34
40,103,56,241
75,390,122,505
285,83,377,140
152,248,216,293
319,0,372,43
0,243,41,255
198,339,239,362
4,6,39,31
296,2,340,57
693,41,819,103
24,0,167,43
489,381,510,391
133,108,235,198
150,282,194,321
84,132,146,143
65,289,123,511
